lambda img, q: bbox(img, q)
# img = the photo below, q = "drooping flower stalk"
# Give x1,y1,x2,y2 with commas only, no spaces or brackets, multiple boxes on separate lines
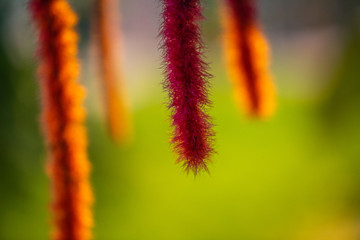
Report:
222,0,275,117
94,0,132,143
29,0,93,239
161,0,214,174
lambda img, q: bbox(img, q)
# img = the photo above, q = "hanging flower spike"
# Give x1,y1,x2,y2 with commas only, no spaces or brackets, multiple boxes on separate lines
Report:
94,0,132,144
223,0,275,117
161,0,215,174
29,0,93,239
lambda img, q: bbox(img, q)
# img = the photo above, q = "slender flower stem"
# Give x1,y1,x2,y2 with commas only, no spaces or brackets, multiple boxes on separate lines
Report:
161,0,214,174
94,0,132,143
223,0,275,117
29,0,93,239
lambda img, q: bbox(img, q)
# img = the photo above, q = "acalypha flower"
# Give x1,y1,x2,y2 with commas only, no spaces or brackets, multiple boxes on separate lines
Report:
93,0,132,144
223,0,275,117
161,0,215,174
29,0,93,239
28,0,278,237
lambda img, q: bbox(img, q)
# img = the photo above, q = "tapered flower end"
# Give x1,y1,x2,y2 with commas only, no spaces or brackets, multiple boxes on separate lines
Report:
105,88,133,144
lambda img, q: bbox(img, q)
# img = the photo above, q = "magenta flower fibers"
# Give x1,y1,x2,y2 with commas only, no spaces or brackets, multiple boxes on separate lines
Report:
161,0,215,174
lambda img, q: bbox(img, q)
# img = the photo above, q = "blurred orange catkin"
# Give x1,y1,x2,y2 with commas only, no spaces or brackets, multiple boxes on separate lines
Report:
222,0,275,118
29,0,93,239
94,0,132,143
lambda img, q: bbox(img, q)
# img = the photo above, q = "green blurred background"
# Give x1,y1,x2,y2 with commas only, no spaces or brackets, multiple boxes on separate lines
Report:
1,0,360,239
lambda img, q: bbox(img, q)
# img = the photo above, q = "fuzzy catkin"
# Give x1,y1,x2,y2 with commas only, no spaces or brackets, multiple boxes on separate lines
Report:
223,0,275,117
29,0,93,239
94,0,132,143
161,0,215,174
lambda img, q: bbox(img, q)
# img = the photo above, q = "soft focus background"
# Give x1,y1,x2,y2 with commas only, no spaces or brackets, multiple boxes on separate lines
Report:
1,0,360,239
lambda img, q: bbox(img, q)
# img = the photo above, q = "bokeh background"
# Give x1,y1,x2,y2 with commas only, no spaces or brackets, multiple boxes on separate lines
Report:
1,0,360,239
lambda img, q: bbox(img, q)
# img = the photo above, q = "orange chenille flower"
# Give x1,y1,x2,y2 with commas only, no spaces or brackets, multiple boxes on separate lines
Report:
94,0,132,143
29,0,93,239
223,0,275,117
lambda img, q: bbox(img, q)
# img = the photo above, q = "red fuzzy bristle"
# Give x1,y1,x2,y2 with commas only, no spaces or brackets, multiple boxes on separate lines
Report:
161,0,215,174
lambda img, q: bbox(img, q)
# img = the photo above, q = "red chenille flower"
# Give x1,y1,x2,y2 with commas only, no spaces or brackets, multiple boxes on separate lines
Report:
161,0,215,174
